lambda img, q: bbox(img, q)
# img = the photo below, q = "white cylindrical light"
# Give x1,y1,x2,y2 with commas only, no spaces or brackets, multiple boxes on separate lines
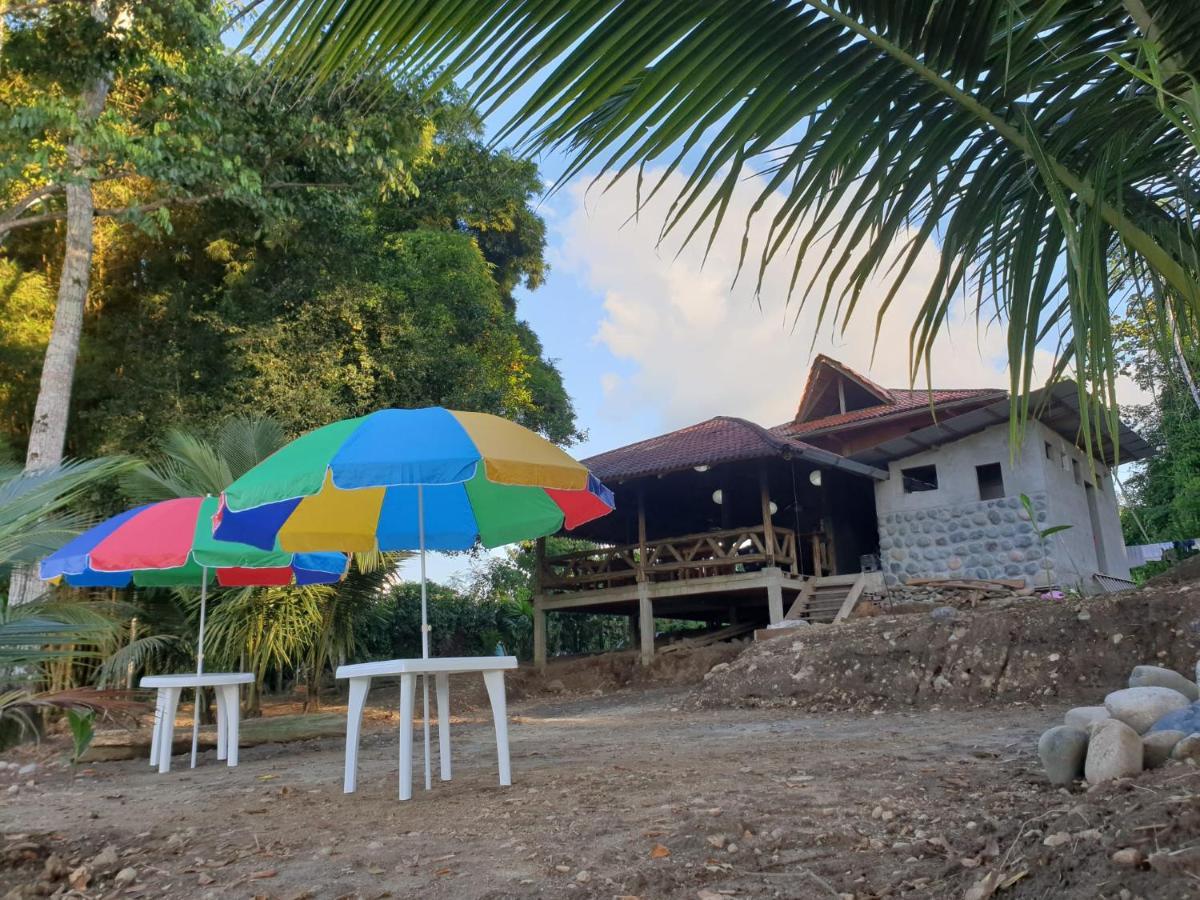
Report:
809,469,823,487
711,489,723,505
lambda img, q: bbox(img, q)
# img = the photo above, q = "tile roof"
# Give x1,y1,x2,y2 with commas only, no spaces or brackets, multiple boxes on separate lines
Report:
776,387,1007,437
582,416,884,482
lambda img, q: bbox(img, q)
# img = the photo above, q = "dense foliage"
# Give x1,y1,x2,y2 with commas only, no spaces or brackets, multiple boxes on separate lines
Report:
1116,297,1200,544
0,1,575,459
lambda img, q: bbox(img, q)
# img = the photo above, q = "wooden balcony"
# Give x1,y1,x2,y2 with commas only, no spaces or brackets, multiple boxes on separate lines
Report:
540,525,806,593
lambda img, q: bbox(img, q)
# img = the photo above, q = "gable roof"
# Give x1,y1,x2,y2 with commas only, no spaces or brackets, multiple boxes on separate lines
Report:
582,416,887,483
794,354,894,422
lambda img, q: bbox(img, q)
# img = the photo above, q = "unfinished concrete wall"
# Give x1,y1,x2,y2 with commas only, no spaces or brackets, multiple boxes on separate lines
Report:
875,423,1047,586
874,420,1129,589
1037,424,1130,582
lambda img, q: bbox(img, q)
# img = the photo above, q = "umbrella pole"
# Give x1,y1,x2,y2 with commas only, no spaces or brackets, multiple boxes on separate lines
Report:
190,566,208,769
419,485,431,791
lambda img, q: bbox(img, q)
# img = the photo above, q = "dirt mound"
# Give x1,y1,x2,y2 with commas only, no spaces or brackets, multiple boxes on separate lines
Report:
507,643,744,702
697,576,1200,711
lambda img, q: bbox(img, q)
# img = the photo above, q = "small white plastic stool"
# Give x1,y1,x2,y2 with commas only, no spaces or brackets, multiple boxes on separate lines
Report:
140,673,255,773
336,656,517,800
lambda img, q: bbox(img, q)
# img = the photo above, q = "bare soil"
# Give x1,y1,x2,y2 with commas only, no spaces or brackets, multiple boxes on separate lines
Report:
4,569,1200,899
697,579,1200,712
1,681,1197,900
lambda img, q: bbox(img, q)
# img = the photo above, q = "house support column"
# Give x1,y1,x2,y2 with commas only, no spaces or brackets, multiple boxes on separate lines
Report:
533,602,547,672
637,582,654,666
765,567,785,624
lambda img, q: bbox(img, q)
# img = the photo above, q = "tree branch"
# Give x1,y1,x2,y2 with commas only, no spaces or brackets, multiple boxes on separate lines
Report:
0,183,63,226
0,181,355,238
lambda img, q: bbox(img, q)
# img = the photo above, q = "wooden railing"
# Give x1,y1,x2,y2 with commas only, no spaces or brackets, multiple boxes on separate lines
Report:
541,525,806,593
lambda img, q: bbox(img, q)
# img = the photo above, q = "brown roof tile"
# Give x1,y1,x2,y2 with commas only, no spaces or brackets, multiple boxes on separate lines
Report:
775,387,1007,437
582,416,883,482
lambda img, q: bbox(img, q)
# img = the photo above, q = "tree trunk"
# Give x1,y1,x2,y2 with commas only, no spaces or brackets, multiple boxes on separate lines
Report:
8,11,114,605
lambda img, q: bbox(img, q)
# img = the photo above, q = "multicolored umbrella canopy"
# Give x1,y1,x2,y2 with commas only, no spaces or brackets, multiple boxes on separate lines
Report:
211,407,614,795
213,408,615,551
41,495,349,771
41,496,349,587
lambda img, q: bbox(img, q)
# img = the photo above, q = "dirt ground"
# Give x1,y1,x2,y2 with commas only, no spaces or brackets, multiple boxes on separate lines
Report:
2,681,1198,900
5,564,1200,899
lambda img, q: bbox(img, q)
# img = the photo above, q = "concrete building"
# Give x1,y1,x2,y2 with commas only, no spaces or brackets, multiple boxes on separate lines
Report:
533,355,1151,667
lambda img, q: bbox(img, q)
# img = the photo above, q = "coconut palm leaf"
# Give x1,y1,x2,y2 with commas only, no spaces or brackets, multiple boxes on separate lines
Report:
0,457,133,569
244,0,1200,447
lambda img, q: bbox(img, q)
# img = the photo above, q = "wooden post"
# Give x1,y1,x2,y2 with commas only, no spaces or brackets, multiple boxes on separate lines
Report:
636,488,648,582
533,602,547,672
765,568,784,624
811,532,823,578
637,582,654,666
759,462,776,565
533,537,547,672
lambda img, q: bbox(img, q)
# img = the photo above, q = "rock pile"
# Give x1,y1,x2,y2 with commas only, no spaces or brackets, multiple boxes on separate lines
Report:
864,577,1033,616
1038,663,1200,785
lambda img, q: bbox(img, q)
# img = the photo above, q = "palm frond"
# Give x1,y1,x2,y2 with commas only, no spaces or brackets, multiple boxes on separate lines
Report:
244,0,1200,439
0,457,135,568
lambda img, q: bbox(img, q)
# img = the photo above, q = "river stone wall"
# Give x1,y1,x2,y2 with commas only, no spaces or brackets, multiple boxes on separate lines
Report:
877,491,1052,586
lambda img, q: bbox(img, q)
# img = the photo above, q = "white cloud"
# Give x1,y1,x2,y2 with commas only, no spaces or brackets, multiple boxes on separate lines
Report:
560,169,1145,433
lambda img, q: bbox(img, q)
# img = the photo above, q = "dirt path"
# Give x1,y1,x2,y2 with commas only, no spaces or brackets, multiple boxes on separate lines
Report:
5,685,1149,900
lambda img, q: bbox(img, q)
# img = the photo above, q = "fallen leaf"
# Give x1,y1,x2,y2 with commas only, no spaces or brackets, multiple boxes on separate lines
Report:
434,867,453,877
197,874,215,886
963,871,1000,900
249,869,277,880
650,844,671,860
999,869,1029,889
256,775,278,781
642,831,664,838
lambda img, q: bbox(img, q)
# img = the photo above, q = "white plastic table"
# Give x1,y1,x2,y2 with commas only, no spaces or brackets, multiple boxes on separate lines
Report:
336,656,518,800
141,673,254,773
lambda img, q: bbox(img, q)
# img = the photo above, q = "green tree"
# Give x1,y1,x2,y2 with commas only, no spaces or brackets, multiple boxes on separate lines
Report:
246,0,1200,443
1,0,428,474
1115,294,1200,542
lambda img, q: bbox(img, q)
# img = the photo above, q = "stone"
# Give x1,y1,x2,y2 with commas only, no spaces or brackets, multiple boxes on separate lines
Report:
1085,719,1143,783
1146,701,1200,735
114,868,137,886
1104,687,1191,734
1143,730,1186,768
1038,726,1088,785
544,679,565,693
1129,665,1200,701
16,763,36,776
1111,848,1143,867
90,845,120,874
1043,831,1072,848
706,834,726,849
930,606,957,623
1170,733,1200,763
1064,706,1110,731
574,870,591,883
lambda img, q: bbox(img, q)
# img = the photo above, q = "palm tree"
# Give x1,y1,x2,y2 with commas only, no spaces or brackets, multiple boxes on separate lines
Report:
1,455,135,743
114,416,399,712
245,1,1200,445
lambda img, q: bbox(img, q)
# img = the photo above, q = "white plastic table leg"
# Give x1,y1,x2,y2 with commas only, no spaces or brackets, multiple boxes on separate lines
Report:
481,671,511,787
398,674,416,801
435,673,451,781
158,687,183,774
215,688,227,761
343,677,370,793
221,684,240,767
149,689,165,767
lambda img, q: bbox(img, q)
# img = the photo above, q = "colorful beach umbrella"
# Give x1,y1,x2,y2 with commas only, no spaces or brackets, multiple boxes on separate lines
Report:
41,495,348,766
212,407,615,790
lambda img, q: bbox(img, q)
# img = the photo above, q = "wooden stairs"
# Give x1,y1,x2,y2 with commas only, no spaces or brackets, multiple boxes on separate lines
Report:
784,572,882,624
